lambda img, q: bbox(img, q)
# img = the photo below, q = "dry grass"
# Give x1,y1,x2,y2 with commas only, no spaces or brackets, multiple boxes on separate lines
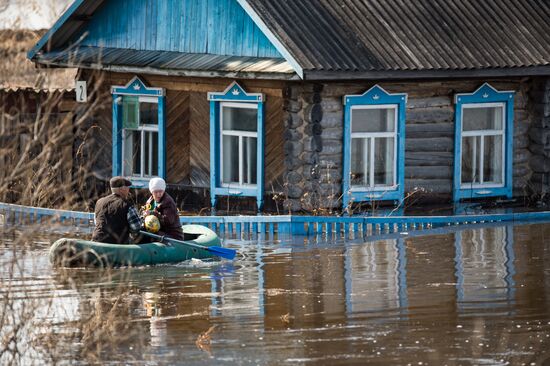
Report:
0,224,146,365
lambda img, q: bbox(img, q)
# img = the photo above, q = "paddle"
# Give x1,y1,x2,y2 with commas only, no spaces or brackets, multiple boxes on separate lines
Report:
139,230,236,260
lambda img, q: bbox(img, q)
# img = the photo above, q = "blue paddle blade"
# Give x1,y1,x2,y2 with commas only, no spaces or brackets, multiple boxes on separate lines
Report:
139,230,236,260
208,246,237,260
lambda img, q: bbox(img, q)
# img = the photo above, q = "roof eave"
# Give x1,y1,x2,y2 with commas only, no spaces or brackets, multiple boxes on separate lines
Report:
32,59,302,81
27,0,89,60
303,66,550,81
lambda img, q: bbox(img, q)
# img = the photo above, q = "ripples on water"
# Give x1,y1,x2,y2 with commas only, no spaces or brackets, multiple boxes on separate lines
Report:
1,223,550,365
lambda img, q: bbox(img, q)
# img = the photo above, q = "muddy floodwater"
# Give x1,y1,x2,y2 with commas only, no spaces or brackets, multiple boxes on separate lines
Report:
1,222,550,365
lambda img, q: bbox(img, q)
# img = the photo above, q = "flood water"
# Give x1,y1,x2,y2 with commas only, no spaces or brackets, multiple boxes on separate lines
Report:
1,222,550,365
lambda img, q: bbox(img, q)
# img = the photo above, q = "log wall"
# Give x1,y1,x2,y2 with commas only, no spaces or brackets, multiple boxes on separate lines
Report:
283,78,535,212
528,77,550,199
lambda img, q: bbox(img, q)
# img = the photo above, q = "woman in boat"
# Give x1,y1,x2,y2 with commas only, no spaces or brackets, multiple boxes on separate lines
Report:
142,177,184,240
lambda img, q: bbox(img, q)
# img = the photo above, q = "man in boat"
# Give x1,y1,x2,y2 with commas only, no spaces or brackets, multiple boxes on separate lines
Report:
91,176,142,244
141,177,184,240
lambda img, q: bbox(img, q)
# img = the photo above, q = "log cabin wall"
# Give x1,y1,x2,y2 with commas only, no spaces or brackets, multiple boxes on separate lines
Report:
81,70,540,212
82,70,286,197
528,77,550,199
283,78,534,212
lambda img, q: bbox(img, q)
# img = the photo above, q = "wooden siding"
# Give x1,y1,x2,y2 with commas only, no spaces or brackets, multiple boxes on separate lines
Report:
78,0,281,58
189,92,211,187
88,72,286,190
264,96,285,190
166,90,190,184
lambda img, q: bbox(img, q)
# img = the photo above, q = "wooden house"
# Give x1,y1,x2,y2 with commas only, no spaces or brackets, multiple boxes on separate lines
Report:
28,0,550,213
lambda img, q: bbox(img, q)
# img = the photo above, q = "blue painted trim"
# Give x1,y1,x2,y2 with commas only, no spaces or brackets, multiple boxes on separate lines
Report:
342,85,407,209
453,83,515,202
235,0,304,78
210,100,218,208
213,187,258,197
207,81,264,102
111,76,165,96
3,201,550,239
342,96,351,209
111,76,166,183
112,94,122,176
158,96,166,178
27,0,88,60
209,82,265,210
257,101,265,211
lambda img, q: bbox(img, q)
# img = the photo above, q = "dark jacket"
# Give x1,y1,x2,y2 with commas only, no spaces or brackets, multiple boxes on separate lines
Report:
145,192,184,240
92,193,131,244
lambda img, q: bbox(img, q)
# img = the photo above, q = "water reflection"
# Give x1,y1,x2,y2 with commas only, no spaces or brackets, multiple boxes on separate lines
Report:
455,226,516,313
1,222,550,364
344,239,408,316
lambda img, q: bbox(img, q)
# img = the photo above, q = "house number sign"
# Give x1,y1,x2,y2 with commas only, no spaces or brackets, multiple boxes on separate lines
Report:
76,80,87,103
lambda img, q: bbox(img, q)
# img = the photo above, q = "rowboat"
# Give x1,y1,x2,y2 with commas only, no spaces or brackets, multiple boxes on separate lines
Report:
49,224,229,267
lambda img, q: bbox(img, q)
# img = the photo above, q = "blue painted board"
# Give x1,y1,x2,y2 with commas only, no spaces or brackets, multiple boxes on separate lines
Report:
75,0,282,58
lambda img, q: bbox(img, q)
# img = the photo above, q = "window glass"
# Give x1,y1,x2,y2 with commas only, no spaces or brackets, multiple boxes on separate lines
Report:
123,130,141,176
121,97,159,178
144,131,159,176
460,102,505,186
350,107,396,189
122,96,139,129
351,138,369,186
483,135,503,184
463,105,503,131
140,102,158,125
374,137,394,185
221,104,258,186
461,135,503,185
243,136,257,184
222,106,257,132
222,135,239,184
351,108,395,133
461,136,479,184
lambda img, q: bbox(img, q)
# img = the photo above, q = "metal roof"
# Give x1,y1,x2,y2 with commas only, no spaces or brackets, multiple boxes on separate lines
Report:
244,0,550,79
34,46,296,79
29,0,550,80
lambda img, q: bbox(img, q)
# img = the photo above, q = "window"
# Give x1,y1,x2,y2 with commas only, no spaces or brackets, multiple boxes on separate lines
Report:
350,106,397,190
111,77,165,187
343,85,407,208
220,102,258,187
454,84,514,202
208,82,265,210
122,96,159,178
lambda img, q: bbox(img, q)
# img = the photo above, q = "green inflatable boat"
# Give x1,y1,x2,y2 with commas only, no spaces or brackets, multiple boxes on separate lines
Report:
50,224,228,267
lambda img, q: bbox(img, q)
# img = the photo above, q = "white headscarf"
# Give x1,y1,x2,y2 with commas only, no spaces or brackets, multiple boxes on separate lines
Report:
149,177,166,193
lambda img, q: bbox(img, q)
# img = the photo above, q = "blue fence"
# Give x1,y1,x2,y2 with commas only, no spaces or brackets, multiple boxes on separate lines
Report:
2,202,550,239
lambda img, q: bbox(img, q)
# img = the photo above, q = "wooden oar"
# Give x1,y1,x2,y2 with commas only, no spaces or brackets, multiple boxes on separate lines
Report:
139,230,236,260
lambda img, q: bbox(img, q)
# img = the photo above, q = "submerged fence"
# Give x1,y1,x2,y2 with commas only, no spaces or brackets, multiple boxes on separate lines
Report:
2,202,550,239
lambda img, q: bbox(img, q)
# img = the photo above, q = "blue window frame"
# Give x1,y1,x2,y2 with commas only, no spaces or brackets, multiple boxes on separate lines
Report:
207,82,265,211
453,83,514,202
342,85,407,209
111,76,166,188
